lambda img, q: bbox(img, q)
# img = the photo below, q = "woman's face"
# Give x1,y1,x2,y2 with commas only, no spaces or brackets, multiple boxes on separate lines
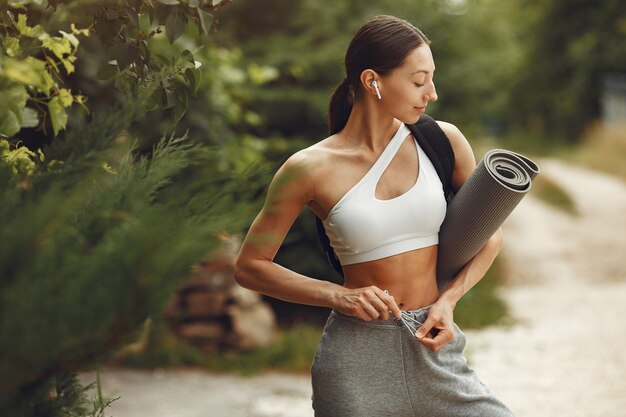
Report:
378,45,438,124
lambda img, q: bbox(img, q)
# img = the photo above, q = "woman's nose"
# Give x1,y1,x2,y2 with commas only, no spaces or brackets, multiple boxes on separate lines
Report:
428,83,438,102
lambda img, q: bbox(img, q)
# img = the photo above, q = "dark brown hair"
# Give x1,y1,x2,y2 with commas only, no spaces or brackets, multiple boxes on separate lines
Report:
328,15,430,135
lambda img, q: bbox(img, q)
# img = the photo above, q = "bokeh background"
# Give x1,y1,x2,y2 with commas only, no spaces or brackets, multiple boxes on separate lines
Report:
1,0,625,416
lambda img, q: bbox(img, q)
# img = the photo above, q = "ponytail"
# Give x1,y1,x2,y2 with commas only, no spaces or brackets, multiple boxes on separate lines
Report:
328,78,354,135
326,15,430,136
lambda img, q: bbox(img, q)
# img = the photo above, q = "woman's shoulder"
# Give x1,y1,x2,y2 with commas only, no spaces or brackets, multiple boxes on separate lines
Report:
272,135,341,192
435,120,474,161
281,134,343,172
434,120,476,188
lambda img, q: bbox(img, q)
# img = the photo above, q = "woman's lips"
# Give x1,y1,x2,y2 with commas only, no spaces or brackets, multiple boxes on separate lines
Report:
415,107,426,113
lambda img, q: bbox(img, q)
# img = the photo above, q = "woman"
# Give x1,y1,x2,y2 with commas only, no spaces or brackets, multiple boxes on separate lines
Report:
235,14,514,417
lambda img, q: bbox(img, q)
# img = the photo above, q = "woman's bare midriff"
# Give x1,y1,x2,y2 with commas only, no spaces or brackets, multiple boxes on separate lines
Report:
342,245,440,310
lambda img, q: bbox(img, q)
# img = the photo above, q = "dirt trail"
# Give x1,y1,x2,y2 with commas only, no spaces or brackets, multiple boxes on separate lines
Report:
84,159,626,417
464,158,626,417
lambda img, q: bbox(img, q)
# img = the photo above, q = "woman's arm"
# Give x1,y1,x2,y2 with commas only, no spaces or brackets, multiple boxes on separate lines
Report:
415,121,503,351
235,151,401,321
438,121,504,306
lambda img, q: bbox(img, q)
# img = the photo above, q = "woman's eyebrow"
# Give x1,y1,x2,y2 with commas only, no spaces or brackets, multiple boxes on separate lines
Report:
410,68,435,75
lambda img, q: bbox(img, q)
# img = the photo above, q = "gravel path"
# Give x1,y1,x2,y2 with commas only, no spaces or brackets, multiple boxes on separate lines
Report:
464,159,626,417
83,159,626,417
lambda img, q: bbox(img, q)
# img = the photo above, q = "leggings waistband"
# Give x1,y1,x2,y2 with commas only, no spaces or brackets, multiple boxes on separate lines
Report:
330,304,432,330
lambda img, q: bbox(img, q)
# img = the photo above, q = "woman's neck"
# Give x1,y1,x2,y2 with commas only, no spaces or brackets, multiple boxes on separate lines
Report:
341,99,400,151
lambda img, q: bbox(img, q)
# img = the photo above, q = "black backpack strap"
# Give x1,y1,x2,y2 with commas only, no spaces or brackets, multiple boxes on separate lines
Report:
315,215,344,277
407,114,455,202
315,114,455,277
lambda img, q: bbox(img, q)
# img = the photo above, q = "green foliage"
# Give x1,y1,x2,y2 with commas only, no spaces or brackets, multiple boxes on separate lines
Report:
0,2,276,415
506,0,626,138
213,0,525,138
0,138,43,177
0,101,269,412
454,257,509,329
532,175,578,215
117,319,322,375
0,11,88,137
7,372,118,417
0,0,237,150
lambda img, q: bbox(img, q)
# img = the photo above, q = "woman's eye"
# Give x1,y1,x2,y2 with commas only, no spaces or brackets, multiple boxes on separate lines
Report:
414,83,424,87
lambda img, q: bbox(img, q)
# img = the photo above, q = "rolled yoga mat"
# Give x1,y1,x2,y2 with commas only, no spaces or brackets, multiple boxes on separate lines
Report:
436,149,540,292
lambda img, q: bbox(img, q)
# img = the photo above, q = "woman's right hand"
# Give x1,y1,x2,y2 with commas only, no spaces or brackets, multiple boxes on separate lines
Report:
334,286,402,321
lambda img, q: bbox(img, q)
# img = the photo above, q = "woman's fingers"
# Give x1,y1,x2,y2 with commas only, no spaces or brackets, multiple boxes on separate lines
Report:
339,286,403,321
360,287,388,320
349,286,400,321
416,316,455,352
381,290,402,319
418,327,454,352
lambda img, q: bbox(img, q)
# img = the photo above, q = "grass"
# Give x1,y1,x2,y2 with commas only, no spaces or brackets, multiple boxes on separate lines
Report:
454,256,509,329
114,256,509,375
531,174,578,215
566,122,626,181
199,325,321,375
113,320,322,375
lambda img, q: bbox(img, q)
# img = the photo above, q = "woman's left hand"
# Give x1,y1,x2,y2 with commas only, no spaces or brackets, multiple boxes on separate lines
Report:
415,299,456,352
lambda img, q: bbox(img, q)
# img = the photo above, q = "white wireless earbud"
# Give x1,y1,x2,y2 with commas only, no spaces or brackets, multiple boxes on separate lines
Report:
372,80,382,100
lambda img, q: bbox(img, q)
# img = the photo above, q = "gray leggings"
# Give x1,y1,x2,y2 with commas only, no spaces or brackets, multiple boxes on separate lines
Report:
311,307,515,417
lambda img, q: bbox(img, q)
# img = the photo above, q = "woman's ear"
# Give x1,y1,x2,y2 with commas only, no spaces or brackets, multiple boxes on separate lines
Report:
359,69,381,99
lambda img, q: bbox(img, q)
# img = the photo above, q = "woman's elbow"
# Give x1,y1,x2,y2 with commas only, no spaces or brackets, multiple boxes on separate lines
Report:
234,257,253,289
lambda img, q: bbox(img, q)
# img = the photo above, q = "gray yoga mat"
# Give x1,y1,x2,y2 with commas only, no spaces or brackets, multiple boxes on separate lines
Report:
436,149,540,292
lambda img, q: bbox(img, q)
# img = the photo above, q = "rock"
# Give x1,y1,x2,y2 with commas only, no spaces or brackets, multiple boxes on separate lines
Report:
228,283,262,308
183,290,228,318
164,234,278,352
227,302,277,350
177,322,225,342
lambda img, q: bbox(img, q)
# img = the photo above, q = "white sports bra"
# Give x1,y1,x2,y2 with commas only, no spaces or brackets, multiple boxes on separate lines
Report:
322,122,447,265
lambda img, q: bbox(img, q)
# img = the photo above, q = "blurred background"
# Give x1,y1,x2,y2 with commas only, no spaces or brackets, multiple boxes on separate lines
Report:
1,0,625,416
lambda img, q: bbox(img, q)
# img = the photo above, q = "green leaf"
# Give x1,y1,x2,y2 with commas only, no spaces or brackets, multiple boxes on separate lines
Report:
3,37,21,57
154,54,172,66
197,9,214,35
109,42,141,69
0,110,21,138
20,107,39,128
16,14,29,35
7,0,30,9
96,64,118,81
211,0,223,6
94,18,123,42
70,23,90,37
45,56,60,73
58,89,74,107
59,30,80,48
48,96,68,136
2,57,55,95
184,67,200,96
146,87,164,111
42,37,72,59
171,95,188,124
0,84,29,113
180,49,194,65
165,12,187,43
157,0,180,4
60,55,76,74
15,13,47,39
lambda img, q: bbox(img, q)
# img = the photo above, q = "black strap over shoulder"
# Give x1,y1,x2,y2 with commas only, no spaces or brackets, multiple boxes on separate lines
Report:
407,114,456,203
315,114,455,277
